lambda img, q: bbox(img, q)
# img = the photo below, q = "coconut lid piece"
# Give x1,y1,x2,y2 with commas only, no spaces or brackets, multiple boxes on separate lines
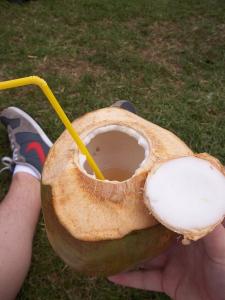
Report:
144,156,225,241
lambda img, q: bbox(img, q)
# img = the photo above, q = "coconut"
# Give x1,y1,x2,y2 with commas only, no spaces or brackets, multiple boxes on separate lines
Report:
144,154,225,243
42,107,198,276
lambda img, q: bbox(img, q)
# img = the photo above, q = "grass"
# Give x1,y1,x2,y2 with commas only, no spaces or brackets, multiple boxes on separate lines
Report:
0,0,225,299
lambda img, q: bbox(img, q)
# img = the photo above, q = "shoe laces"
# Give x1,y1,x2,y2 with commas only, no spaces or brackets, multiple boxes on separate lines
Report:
0,156,15,174
8,130,19,161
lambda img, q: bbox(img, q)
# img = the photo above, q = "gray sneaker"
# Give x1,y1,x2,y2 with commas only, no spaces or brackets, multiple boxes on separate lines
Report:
111,100,136,114
0,107,52,177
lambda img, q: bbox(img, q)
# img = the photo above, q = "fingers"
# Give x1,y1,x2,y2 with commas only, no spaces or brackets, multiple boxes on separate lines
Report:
108,270,163,292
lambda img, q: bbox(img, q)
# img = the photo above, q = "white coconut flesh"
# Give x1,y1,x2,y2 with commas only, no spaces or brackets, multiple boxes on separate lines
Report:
79,125,150,181
144,156,225,240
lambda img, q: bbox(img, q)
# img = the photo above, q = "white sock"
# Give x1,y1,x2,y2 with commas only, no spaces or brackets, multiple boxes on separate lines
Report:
13,164,40,180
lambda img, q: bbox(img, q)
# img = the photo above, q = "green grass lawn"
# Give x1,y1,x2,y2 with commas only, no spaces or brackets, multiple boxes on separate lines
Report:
0,0,225,299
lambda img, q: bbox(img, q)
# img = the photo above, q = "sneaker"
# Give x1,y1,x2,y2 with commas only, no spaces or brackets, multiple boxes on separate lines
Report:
111,100,136,114
0,107,52,178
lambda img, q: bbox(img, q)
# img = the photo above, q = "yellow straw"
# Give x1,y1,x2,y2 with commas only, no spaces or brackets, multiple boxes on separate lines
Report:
0,76,105,180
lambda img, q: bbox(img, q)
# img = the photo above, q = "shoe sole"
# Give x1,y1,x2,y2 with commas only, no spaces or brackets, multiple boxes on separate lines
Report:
8,107,53,147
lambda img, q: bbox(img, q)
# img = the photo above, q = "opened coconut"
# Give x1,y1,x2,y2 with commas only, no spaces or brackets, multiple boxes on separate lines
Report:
41,107,225,275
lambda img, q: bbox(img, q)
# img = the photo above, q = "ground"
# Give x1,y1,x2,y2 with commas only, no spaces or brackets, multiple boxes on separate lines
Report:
0,0,225,299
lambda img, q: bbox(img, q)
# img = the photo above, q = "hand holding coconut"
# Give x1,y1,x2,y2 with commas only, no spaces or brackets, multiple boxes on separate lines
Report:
42,106,225,278
109,223,225,300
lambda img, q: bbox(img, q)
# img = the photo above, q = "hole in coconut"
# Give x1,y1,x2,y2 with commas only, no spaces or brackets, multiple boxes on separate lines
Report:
79,125,149,181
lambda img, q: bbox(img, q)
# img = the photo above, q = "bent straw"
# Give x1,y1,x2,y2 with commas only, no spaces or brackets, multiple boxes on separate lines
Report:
0,76,105,180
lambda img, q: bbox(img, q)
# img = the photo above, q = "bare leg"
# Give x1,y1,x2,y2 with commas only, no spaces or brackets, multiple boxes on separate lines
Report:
0,173,41,300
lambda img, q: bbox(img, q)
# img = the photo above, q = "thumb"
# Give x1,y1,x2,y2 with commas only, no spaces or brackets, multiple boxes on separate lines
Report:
203,224,225,263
